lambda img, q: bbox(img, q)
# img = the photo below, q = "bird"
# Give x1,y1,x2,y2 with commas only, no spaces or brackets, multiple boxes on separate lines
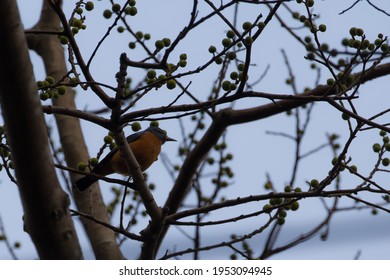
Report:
74,126,176,191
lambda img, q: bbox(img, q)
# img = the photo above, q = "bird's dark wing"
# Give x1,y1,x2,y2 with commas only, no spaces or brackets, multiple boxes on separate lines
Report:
125,130,144,143
92,131,144,173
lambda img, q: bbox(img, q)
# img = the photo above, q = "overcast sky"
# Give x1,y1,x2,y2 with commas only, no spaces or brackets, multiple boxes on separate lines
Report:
1,0,389,260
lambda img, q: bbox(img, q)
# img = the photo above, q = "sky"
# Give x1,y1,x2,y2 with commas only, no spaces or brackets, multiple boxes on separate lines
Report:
1,0,390,260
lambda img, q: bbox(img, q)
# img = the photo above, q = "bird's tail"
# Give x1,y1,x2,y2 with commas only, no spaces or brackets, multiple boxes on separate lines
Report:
74,176,98,191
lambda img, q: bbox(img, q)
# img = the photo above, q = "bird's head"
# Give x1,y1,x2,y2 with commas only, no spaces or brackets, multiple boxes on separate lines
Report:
147,126,176,144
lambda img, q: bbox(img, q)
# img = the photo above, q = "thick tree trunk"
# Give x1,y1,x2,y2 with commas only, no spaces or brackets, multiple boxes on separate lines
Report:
26,1,124,259
0,0,82,259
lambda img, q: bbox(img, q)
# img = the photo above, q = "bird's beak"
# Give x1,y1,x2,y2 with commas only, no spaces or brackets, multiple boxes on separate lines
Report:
165,135,177,142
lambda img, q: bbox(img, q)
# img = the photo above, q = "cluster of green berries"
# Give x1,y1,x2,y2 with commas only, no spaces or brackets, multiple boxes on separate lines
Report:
304,36,338,61
341,29,389,53
75,1,94,15
262,185,301,224
145,70,177,90
77,157,98,172
145,54,185,90
221,63,248,92
59,1,95,43
68,18,86,36
130,121,159,133
154,37,171,50
208,21,265,65
210,142,235,188
122,77,132,97
128,31,151,49
36,76,67,101
372,130,390,167
103,1,137,19
296,0,314,7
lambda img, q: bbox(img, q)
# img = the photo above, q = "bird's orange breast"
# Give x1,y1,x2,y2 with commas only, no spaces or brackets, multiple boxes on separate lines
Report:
110,132,162,175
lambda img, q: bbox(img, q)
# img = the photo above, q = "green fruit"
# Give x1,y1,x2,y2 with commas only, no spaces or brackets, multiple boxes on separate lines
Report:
59,36,69,45
89,158,99,167
318,24,326,32
155,40,164,49
208,45,217,53
112,4,121,13
230,71,239,80
381,44,389,53
45,76,55,85
179,53,187,60
307,52,315,60
222,38,232,48
222,80,231,91
244,36,253,45
310,179,319,189
157,74,167,81
131,122,141,131
103,9,112,19
242,21,252,31
150,121,159,127
382,158,390,167
229,83,237,91
263,204,272,213
264,181,272,190
166,79,176,90
350,165,358,172
40,92,50,101
179,60,187,67
128,7,137,16
226,30,235,38
162,38,171,47
290,201,300,211
104,135,113,144
362,39,370,49
144,33,151,40
147,70,156,79
57,86,66,95
85,2,94,11
342,112,350,120
227,52,236,60
374,38,382,46
215,57,223,64
73,19,83,28
72,27,79,35
258,22,265,30
349,27,357,36
356,28,364,36
277,217,285,225
373,143,381,153
238,63,245,71
326,78,334,86
77,162,86,171
352,40,361,49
